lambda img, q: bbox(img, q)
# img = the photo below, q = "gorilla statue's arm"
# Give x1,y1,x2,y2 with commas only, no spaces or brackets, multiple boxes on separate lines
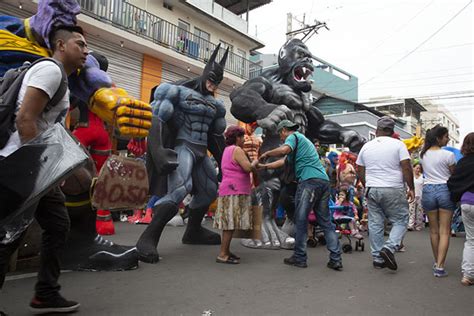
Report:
306,105,366,153
230,77,293,126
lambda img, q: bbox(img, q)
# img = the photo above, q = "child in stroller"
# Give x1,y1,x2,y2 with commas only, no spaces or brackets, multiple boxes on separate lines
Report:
331,188,364,253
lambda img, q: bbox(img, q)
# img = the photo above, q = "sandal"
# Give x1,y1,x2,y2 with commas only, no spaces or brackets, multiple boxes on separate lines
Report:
461,276,473,286
229,252,240,260
216,256,240,264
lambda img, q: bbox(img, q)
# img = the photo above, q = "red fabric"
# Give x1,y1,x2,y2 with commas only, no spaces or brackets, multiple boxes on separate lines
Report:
96,210,115,235
73,111,112,172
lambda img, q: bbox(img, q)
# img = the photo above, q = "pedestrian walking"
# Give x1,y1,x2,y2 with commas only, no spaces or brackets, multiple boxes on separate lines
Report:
356,116,414,271
420,125,456,277
258,120,342,270
408,162,425,231
0,26,88,314
447,132,474,286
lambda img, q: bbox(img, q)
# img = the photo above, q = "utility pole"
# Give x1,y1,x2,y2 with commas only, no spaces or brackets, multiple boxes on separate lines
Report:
286,12,329,42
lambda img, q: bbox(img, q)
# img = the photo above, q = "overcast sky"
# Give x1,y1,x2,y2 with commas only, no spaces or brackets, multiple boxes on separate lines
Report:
248,0,473,141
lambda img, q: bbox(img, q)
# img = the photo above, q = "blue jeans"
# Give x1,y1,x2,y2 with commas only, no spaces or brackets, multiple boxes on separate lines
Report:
367,187,409,262
294,178,341,263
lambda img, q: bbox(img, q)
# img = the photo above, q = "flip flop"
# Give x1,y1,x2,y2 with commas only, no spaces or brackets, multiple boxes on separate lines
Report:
229,252,240,260
216,256,240,264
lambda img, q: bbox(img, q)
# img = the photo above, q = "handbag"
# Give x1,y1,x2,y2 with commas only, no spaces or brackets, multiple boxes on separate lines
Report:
233,205,263,239
281,134,299,185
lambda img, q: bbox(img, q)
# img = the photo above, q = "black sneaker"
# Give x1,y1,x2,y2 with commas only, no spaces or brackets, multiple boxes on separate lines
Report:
29,296,80,314
283,256,308,268
373,261,386,269
327,260,343,271
380,247,397,270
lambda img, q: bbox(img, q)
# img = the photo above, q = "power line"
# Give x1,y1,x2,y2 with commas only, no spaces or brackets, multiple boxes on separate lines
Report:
364,0,436,58
367,72,473,84
357,89,474,102
337,0,473,96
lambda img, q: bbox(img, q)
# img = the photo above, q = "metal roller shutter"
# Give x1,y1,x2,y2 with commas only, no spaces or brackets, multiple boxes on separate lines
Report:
161,62,196,83
86,34,142,99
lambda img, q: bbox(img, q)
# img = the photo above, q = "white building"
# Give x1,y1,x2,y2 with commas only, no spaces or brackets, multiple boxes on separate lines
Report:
1,0,271,124
420,100,461,147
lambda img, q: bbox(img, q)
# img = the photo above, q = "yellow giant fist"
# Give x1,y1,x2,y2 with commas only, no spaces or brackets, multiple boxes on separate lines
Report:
403,136,424,152
90,88,152,137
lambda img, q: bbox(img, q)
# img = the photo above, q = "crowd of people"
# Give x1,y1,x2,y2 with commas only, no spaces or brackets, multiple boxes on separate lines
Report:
207,116,473,287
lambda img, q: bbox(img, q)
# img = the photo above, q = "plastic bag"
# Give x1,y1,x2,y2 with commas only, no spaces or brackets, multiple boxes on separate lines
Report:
0,123,88,244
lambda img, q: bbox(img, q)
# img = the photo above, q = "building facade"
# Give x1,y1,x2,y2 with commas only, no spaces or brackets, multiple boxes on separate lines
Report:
419,100,461,147
363,98,426,137
1,0,271,124
325,110,412,142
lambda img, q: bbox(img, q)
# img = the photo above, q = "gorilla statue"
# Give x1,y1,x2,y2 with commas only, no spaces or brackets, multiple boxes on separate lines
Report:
230,38,365,249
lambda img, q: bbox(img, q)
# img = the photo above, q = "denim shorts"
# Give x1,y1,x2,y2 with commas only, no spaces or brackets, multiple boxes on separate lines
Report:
422,183,455,212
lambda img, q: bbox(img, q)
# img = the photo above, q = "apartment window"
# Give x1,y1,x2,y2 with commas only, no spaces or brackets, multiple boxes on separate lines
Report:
219,40,234,52
195,27,210,42
177,19,190,39
194,27,211,57
237,48,246,59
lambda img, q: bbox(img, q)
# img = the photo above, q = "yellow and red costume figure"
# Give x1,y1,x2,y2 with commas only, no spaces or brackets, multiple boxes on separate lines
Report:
0,0,152,271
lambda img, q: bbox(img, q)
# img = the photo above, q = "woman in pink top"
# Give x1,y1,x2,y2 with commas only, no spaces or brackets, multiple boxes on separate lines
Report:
214,126,257,264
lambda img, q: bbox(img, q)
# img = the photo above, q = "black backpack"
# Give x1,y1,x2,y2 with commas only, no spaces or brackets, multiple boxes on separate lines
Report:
0,58,68,149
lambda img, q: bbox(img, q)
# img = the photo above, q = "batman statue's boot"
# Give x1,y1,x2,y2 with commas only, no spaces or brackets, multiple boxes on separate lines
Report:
61,194,138,271
182,206,221,245
136,201,179,263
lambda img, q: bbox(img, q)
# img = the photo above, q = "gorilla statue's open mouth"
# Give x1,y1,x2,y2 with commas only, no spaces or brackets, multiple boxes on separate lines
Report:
293,64,313,83
289,62,314,92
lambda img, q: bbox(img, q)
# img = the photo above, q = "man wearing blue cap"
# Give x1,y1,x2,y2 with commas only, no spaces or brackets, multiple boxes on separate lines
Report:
259,120,342,269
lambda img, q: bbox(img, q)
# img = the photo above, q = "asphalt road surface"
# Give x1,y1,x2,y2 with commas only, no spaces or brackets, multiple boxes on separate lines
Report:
1,220,472,315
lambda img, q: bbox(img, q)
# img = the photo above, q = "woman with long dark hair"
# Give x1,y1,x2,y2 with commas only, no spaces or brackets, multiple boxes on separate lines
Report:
213,126,257,264
448,133,474,286
420,125,456,277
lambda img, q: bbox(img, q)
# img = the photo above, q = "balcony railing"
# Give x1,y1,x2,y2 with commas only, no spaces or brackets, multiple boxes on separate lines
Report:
78,0,262,80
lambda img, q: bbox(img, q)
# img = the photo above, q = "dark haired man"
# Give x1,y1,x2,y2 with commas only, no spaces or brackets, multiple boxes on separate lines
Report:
259,120,342,270
0,25,87,314
356,116,414,271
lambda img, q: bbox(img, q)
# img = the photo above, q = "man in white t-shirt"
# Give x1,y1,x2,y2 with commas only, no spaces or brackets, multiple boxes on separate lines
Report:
0,25,88,314
356,116,415,271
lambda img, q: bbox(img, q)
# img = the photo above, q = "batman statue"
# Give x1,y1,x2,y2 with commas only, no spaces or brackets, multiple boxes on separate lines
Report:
230,38,365,250
136,45,229,263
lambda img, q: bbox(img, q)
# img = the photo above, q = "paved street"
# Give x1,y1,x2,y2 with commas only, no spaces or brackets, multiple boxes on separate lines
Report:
1,221,471,316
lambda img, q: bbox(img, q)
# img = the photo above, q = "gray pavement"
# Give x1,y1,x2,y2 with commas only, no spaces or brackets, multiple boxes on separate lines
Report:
1,220,472,316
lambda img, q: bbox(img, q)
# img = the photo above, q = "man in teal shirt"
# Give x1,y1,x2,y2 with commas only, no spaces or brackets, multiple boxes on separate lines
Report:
259,120,342,269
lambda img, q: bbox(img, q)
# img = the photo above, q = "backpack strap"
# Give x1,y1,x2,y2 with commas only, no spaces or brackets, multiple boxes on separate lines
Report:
38,58,68,113
19,57,68,113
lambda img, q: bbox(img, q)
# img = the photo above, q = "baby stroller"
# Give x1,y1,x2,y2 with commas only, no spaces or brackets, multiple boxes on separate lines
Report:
307,210,326,248
329,200,364,253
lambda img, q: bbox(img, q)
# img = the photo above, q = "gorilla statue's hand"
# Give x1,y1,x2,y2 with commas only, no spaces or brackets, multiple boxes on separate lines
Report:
271,84,304,110
340,129,366,153
90,88,152,137
256,105,293,132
